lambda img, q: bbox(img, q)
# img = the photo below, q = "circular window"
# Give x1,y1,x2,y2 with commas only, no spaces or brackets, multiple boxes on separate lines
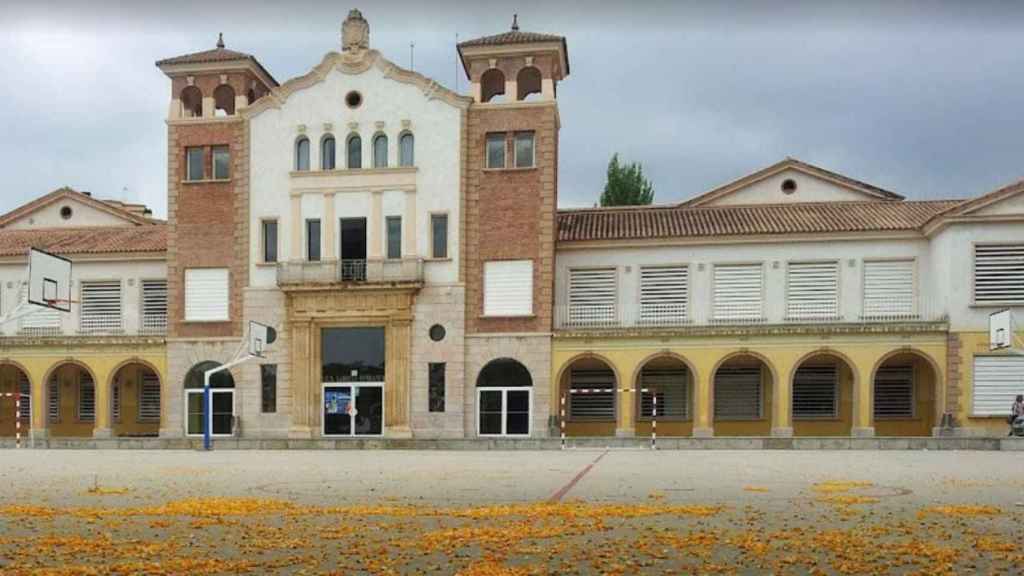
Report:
781,179,797,194
60,206,73,220
345,91,362,109
429,324,446,342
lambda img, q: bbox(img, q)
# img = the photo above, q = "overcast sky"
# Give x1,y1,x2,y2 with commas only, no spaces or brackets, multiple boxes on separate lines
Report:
3,0,1023,217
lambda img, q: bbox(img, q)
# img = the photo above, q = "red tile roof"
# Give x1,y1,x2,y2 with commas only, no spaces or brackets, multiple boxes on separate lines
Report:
557,200,964,242
0,226,166,257
155,39,279,87
458,30,565,47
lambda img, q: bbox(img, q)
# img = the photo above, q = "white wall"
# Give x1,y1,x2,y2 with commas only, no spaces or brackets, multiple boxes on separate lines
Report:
6,198,131,229
0,258,166,335
700,168,883,206
930,221,1024,331
556,236,931,324
248,61,463,288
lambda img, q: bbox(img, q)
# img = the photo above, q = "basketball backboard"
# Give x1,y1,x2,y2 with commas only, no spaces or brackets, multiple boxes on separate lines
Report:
989,309,1013,351
28,248,72,312
248,321,277,357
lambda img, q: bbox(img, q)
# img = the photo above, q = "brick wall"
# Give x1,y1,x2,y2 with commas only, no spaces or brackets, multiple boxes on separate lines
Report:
166,118,249,339
464,102,558,335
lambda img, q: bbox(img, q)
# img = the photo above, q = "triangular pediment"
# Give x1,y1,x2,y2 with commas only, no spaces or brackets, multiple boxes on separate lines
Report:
0,188,157,230
680,158,904,207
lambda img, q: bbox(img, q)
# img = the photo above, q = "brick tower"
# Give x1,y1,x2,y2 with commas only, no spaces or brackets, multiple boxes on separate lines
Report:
458,17,569,436
156,35,277,437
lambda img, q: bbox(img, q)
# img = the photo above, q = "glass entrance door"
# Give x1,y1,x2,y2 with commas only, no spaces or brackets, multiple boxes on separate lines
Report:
477,388,532,436
185,389,234,437
323,383,383,437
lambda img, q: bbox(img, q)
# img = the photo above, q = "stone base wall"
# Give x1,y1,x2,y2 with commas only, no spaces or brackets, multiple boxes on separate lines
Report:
410,286,466,438
163,339,243,438
464,334,552,438
239,288,290,438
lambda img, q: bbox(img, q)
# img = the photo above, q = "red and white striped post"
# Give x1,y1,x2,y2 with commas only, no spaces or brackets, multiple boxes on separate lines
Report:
559,393,567,450
650,391,657,450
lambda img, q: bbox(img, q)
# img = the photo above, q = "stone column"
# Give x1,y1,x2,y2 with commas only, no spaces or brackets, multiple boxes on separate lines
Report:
852,362,875,437
693,369,713,438
771,364,794,438
385,318,412,437
369,191,383,259
616,389,636,438
289,321,313,438
323,192,337,260
93,368,112,438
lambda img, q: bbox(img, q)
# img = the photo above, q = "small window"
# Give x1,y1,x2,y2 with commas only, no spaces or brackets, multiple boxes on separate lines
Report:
141,280,167,333
321,135,336,170
386,216,402,260
429,324,446,342
429,363,445,413
345,90,362,108
213,84,235,116
347,134,362,169
781,179,798,194
483,260,533,316
184,268,229,322
60,206,73,220
714,367,762,420
514,132,535,168
787,261,839,320
873,366,914,418
186,147,204,181
373,134,388,168
262,220,278,263
567,268,617,326
306,219,321,261
431,214,448,259
212,146,230,179
138,373,161,422
486,133,506,169
79,280,122,334
792,365,838,419
295,137,310,171
261,364,277,413
713,263,764,322
863,260,915,319
399,132,414,167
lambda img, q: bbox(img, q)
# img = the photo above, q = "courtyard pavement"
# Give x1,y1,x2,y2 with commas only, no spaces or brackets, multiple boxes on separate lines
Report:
1,449,1022,574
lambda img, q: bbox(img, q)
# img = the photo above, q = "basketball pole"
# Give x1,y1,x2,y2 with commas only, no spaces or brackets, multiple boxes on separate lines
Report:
202,353,256,451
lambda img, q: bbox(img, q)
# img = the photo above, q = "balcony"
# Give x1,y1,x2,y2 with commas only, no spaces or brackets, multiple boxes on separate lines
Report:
555,298,947,332
277,258,424,287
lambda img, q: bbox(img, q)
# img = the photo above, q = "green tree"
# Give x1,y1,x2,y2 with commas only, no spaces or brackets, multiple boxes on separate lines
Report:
599,153,654,206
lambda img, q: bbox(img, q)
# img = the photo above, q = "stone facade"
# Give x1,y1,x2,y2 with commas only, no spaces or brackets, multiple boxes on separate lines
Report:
464,334,552,437
410,286,466,438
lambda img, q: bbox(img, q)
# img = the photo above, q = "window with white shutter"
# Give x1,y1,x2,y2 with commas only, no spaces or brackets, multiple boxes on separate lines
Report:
483,260,533,316
141,280,168,334
974,244,1024,304
863,260,915,319
786,262,839,320
568,268,617,326
873,366,914,418
792,365,838,419
184,268,229,322
19,283,61,335
47,374,59,423
713,264,763,322
568,368,616,420
79,280,122,333
639,368,690,419
639,266,688,325
139,373,161,422
971,356,1024,417
78,373,95,422
714,367,762,419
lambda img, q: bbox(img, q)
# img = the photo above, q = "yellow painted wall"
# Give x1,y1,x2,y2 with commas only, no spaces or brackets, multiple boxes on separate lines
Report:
951,330,1024,436
793,361,854,437
0,343,166,438
552,330,947,438
874,356,936,437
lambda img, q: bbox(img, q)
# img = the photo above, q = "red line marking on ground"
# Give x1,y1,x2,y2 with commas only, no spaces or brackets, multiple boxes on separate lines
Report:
549,449,609,502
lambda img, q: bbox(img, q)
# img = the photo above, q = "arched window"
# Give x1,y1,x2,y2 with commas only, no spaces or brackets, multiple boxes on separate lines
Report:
347,134,362,169
180,86,203,118
399,132,414,167
295,137,310,171
516,66,542,101
246,88,256,105
373,134,388,168
184,361,235,437
321,135,336,170
480,69,506,103
477,358,532,436
213,84,235,116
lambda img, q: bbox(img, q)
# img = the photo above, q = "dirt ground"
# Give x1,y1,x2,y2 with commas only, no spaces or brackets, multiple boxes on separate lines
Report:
0,449,1022,575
